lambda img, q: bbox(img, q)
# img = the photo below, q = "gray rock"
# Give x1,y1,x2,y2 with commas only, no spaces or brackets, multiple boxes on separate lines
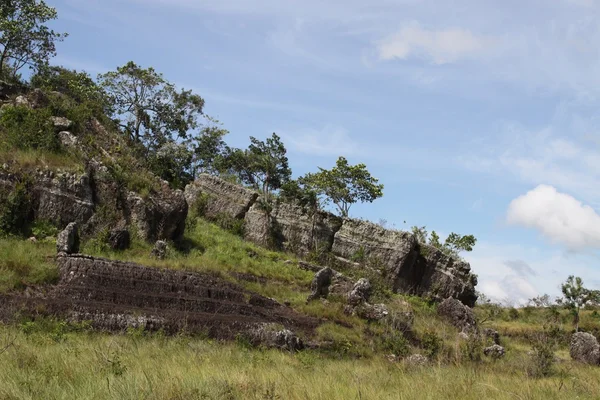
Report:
14,95,31,108
484,344,506,359
347,278,372,306
248,323,303,352
29,88,48,108
57,222,79,254
151,240,168,260
570,332,600,365
437,297,476,331
108,229,130,251
50,116,74,130
59,131,78,148
354,303,389,321
484,328,500,345
185,174,258,219
332,219,418,286
127,187,188,243
307,267,333,302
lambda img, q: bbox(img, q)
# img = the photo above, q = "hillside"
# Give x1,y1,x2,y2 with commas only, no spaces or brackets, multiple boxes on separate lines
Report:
1,52,600,400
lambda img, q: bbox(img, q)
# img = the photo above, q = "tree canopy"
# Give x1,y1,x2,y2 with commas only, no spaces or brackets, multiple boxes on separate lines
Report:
0,0,66,80
301,156,383,217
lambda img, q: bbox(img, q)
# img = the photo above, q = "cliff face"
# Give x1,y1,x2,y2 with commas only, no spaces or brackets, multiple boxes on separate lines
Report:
185,174,478,306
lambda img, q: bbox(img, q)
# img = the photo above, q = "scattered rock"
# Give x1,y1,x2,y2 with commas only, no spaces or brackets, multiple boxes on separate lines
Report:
484,344,506,359
59,131,78,148
50,116,74,131
108,229,130,251
484,328,500,345
14,95,31,108
307,267,333,302
248,323,303,352
152,240,168,260
437,297,476,332
56,222,79,254
570,332,600,365
347,278,372,306
405,354,428,366
354,303,389,321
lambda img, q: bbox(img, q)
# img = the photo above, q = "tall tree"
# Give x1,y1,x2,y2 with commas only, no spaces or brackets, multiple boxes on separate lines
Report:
191,116,228,177
0,0,66,80
98,61,204,147
301,156,384,217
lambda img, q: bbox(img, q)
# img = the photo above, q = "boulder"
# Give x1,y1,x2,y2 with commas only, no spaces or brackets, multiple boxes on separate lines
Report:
14,95,31,108
151,240,168,260
484,328,500,345
332,219,418,286
57,222,79,254
570,332,600,365
127,187,188,242
483,344,506,359
248,323,303,352
59,131,78,148
184,174,258,219
405,354,428,366
347,278,372,306
29,88,49,108
353,303,389,321
50,116,74,131
437,297,476,332
108,229,130,251
307,267,333,302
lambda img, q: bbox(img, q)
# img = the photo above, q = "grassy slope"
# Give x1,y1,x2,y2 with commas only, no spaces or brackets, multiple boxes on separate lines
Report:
1,215,600,399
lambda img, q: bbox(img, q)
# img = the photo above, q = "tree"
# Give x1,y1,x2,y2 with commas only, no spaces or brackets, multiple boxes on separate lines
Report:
0,0,67,80
191,116,228,177
98,61,204,147
560,276,597,331
301,156,383,217
528,294,553,308
148,141,193,189
410,226,477,257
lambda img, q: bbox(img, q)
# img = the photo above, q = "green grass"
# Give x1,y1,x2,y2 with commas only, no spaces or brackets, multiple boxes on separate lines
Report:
0,323,599,400
0,238,58,293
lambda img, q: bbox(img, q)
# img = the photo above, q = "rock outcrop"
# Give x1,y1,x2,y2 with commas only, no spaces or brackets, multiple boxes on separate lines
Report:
57,222,79,254
347,278,372,306
437,297,476,332
184,174,258,219
307,267,333,302
484,345,506,359
570,332,600,365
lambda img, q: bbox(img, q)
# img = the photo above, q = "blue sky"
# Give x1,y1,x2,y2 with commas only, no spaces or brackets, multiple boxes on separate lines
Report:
49,0,600,303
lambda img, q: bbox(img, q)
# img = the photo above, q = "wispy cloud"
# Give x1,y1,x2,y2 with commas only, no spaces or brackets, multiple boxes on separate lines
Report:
282,125,358,157
376,22,492,64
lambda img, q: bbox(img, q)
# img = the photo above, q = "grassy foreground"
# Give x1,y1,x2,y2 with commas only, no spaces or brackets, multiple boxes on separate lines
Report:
0,324,599,400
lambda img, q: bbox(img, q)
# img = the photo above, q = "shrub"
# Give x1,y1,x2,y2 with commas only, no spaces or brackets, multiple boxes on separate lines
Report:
0,178,32,237
380,331,410,357
527,325,560,377
508,308,519,320
421,330,443,359
0,106,59,152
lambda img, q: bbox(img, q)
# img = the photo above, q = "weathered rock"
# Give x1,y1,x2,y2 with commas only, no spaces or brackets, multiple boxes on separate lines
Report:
483,344,506,359
57,222,79,254
31,170,95,228
405,354,428,366
127,187,188,242
14,95,31,108
151,240,168,260
307,267,333,302
437,297,476,331
408,245,478,307
50,116,74,131
484,328,500,345
29,88,49,108
386,300,415,332
108,229,130,251
570,332,600,365
59,131,78,148
347,278,372,306
184,174,258,219
248,323,303,352
354,303,389,321
332,219,418,287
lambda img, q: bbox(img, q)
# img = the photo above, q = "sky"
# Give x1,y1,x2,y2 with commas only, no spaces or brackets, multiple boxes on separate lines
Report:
47,0,600,304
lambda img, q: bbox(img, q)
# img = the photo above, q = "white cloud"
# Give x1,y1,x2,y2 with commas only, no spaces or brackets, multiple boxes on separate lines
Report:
282,125,358,157
377,22,490,64
507,185,600,250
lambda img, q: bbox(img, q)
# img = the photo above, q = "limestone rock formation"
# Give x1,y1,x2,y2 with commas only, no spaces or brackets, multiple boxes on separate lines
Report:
152,240,168,260
184,174,258,219
484,344,506,359
570,332,600,365
126,187,188,242
354,303,389,321
437,297,476,332
347,278,372,306
108,229,130,251
57,222,79,254
248,323,304,352
405,354,428,366
307,267,333,302
50,116,73,130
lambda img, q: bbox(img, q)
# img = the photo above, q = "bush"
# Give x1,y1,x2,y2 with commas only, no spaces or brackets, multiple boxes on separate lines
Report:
380,331,410,357
527,325,560,377
0,106,59,152
0,178,32,237
421,330,443,359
